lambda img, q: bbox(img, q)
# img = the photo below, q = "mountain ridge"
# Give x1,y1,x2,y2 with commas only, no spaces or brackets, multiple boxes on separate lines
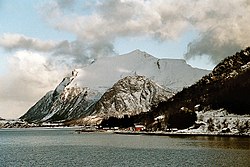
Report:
20,50,210,123
69,50,210,92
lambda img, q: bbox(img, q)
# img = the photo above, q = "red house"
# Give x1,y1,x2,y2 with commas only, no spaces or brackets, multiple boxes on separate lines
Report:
134,125,145,131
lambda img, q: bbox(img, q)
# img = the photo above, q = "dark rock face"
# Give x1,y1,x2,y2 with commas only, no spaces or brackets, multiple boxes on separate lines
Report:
44,87,100,122
20,91,54,122
20,87,101,123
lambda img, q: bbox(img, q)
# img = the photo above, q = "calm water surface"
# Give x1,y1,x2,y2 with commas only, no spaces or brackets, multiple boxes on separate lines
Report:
0,128,249,167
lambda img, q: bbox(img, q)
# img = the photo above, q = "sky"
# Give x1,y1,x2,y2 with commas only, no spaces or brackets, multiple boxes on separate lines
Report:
0,0,249,119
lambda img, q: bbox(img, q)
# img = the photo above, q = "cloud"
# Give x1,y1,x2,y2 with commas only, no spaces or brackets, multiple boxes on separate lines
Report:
0,51,69,119
185,29,243,64
3,0,249,65
0,33,57,52
0,33,116,65
184,0,250,63
41,0,250,63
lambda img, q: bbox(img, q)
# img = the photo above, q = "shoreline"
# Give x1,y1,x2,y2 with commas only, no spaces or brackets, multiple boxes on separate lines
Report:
113,130,250,137
1,126,249,137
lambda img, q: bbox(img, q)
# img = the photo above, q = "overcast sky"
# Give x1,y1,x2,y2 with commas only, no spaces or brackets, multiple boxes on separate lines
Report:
0,0,249,119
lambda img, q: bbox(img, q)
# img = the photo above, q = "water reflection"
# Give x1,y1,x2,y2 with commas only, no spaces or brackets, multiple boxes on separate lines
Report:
170,136,250,150
0,129,249,167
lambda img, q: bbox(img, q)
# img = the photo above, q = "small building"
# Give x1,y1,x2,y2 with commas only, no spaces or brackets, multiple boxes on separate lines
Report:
134,124,146,131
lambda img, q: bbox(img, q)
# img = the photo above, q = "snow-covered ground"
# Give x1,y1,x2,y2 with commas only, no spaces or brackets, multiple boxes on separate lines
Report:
0,119,37,128
178,109,250,136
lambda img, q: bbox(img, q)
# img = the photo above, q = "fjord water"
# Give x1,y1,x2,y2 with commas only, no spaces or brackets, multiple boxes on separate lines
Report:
0,128,249,167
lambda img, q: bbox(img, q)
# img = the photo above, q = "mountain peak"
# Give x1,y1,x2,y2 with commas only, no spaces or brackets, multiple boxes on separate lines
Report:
123,49,155,59
74,75,174,124
54,69,78,95
21,50,209,123
130,49,144,54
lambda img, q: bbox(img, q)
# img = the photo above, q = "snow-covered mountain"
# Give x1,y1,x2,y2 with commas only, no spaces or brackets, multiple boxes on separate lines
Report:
70,76,173,125
92,76,173,118
21,50,209,123
68,49,209,92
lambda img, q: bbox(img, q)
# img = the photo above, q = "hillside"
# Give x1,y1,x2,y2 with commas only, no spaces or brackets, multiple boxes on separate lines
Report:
152,47,250,131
